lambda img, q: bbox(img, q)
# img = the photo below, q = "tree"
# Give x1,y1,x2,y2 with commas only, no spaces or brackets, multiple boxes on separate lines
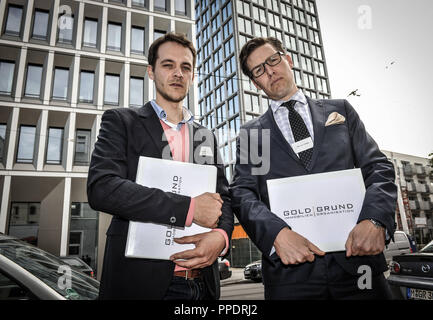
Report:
429,152,433,167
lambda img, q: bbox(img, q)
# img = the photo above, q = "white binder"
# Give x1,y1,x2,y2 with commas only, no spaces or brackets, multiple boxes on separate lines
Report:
125,156,217,260
267,168,366,253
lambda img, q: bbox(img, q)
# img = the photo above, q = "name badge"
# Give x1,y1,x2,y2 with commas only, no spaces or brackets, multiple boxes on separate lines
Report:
291,137,313,154
199,146,214,157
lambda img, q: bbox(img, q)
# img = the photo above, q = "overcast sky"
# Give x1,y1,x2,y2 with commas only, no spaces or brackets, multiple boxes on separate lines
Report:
316,0,433,158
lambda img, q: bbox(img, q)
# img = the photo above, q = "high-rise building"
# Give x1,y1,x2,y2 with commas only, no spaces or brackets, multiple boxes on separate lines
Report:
0,0,196,278
194,0,331,183
383,150,433,248
194,0,331,266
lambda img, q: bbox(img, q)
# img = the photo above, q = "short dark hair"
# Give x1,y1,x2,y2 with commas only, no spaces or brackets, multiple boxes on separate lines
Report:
239,37,285,79
147,32,197,69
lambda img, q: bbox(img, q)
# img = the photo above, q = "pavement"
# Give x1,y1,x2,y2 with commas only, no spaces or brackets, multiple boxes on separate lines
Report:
221,268,246,286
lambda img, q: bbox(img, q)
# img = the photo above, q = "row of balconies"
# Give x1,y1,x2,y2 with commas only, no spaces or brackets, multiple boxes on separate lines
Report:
403,163,433,178
409,200,433,211
406,181,433,194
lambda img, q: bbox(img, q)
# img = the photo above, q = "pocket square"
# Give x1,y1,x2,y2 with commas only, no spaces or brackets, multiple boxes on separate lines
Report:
325,112,346,126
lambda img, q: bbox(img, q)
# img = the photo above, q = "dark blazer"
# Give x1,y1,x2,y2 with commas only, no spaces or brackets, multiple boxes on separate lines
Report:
230,98,397,289
87,102,233,300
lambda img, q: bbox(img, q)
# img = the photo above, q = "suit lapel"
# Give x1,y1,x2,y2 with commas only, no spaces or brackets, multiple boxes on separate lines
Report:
306,97,326,170
187,122,196,163
137,102,172,160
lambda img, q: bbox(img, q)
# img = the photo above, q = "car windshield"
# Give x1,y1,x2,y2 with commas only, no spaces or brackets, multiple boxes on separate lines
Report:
420,241,433,253
0,239,99,300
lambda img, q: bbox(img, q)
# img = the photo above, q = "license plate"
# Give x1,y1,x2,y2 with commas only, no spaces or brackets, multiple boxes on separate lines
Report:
244,270,250,276
407,288,433,300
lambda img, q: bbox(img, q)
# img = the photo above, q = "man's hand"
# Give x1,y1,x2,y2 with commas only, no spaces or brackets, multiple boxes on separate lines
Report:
193,192,223,228
345,220,386,257
169,231,226,269
274,227,325,265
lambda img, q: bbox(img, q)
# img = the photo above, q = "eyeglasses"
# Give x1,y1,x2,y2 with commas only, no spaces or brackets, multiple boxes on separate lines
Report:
249,52,284,78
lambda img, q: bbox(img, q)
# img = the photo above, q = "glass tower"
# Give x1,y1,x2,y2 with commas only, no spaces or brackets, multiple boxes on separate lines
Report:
195,0,331,183
195,0,332,266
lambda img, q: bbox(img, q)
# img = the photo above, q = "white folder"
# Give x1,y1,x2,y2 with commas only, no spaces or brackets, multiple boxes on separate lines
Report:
125,156,217,260
267,168,366,253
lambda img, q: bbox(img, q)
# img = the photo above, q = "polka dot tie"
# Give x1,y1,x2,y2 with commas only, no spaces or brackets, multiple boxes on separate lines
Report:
283,100,313,168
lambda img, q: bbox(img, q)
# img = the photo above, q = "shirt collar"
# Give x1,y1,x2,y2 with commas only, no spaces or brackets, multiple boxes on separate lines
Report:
270,90,308,113
150,100,194,125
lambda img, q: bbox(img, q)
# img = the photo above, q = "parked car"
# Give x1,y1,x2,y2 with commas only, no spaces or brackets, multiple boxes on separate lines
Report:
60,256,95,279
218,258,232,280
383,231,413,265
244,260,262,282
0,234,99,300
387,240,433,300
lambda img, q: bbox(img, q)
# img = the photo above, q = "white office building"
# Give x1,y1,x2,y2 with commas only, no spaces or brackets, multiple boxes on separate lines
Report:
0,0,196,277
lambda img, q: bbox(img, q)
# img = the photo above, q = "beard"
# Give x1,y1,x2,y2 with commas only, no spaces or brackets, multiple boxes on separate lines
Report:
155,82,188,103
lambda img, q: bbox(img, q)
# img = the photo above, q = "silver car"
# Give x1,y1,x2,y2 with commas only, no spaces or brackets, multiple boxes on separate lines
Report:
0,234,99,300
383,231,413,265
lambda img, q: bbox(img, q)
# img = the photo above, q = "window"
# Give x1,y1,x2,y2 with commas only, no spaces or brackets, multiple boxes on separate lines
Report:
0,61,15,95
130,77,144,107
17,126,36,163
5,5,23,36
154,0,167,11
154,29,166,40
238,17,252,34
8,202,40,246
46,127,63,164
131,26,145,54
79,71,94,103
83,18,98,48
32,9,50,40
107,22,122,51
58,14,74,44
0,272,34,300
24,64,43,98
68,231,82,255
237,1,250,16
252,6,265,21
104,74,120,105
175,0,186,15
0,123,6,162
254,23,267,38
132,0,147,7
52,68,69,100
74,129,91,165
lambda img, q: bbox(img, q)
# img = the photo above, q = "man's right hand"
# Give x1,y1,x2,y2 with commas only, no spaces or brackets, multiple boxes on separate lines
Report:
274,227,325,265
193,192,223,228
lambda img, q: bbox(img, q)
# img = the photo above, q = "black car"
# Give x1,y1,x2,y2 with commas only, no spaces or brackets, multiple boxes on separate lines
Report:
387,240,433,300
60,256,95,279
0,234,99,300
218,258,232,280
244,260,262,282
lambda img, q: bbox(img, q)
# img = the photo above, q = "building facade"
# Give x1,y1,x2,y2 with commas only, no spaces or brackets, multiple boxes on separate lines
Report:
0,0,196,277
383,150,433,248
194,0,331,266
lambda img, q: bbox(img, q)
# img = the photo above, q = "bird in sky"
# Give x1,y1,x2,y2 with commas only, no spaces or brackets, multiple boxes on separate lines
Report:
347,89,361,97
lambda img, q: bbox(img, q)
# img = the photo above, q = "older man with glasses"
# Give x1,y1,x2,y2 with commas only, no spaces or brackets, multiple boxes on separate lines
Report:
230,37,397,300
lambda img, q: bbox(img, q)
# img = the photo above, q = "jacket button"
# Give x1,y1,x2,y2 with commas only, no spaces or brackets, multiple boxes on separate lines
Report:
170,217,176,223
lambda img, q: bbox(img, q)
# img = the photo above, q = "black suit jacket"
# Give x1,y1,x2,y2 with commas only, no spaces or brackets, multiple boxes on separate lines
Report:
87,102,233,299
230,98,397,288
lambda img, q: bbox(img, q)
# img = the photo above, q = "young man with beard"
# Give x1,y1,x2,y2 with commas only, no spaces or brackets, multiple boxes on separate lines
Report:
230,37,396,299
87,33,233,300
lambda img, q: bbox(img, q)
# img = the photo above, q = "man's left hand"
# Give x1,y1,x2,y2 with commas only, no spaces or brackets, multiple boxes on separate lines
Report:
169,231,225,269
345,220,385,257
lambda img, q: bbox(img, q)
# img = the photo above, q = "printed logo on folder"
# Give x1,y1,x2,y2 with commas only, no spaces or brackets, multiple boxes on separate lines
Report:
125,156,217,260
